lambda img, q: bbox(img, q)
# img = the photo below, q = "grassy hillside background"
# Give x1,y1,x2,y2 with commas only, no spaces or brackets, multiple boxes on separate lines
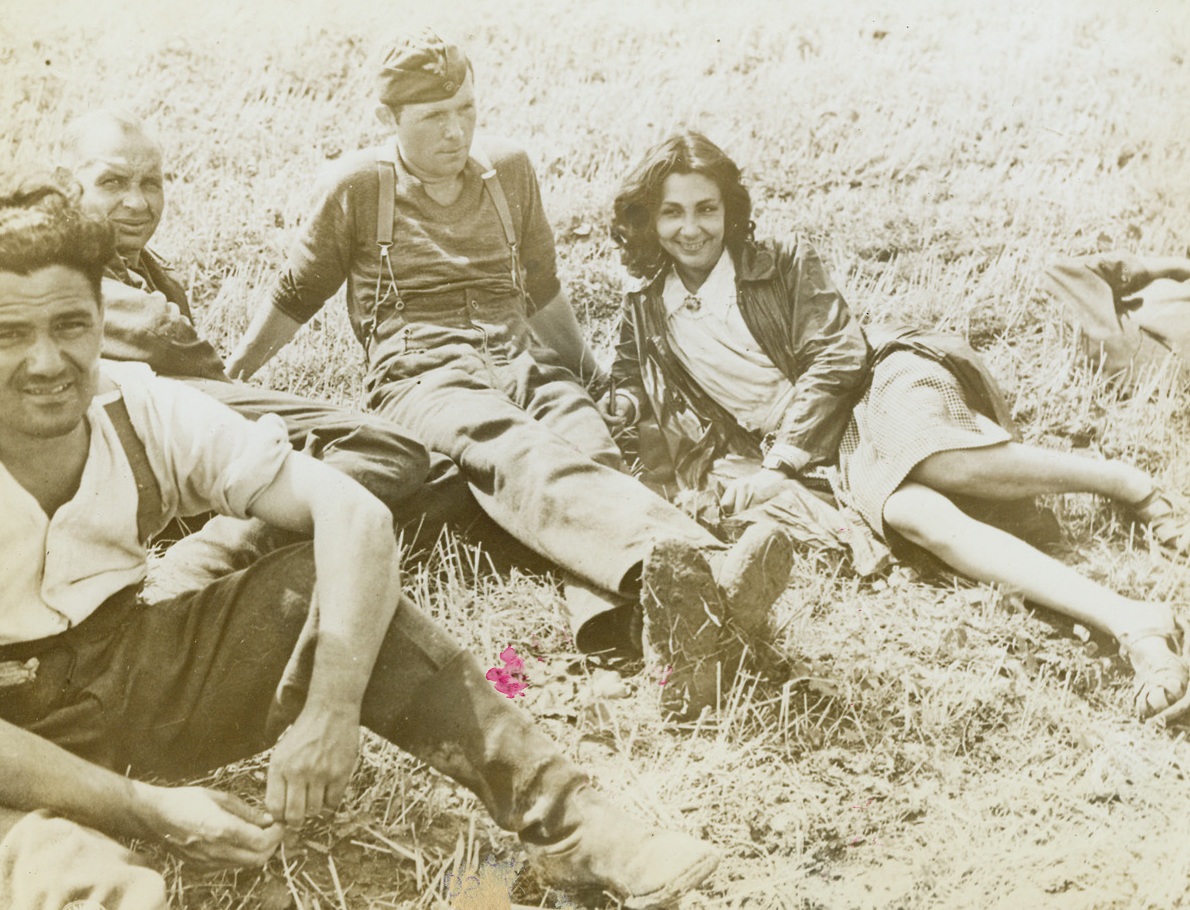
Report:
5,0,1190,907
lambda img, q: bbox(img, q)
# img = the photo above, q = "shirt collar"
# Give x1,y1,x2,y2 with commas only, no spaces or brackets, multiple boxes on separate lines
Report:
662,251,736,317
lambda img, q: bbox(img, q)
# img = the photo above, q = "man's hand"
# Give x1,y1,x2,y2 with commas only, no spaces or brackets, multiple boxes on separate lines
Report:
140,785,283,871
266,705,361,826
596,390,638,438
719,468,790,515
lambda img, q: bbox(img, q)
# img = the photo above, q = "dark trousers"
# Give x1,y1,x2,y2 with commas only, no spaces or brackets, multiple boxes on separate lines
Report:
184,378,486,553
0,544,583,839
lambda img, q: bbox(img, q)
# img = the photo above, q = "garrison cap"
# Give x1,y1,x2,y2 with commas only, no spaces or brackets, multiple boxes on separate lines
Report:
375,29,470,107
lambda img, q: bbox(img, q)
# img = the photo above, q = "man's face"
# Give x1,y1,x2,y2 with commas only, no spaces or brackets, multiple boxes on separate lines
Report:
0,266,101,444
73,126,164,263
392,71,478,182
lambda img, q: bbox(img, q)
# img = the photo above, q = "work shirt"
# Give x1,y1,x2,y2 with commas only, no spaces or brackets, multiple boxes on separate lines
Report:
661,254,797,437
269,136,562,355
0,361,290,645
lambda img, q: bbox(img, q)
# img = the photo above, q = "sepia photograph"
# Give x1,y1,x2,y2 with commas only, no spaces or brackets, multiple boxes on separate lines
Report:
2,0,1189,907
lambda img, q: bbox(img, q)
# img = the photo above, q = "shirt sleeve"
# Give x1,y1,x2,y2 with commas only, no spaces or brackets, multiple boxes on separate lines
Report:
100,277,230,381
269,162,359,325
507,150,562,314
118,367,294,518
770,239,871,461
610,293,649,418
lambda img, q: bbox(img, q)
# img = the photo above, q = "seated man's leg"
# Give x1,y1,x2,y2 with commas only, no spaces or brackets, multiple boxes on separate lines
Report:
515,362,625,471
320,597,719,905
137,543,724,902
370,359,795,717
369,363,713,598
184,378,486,553
0,807,167,910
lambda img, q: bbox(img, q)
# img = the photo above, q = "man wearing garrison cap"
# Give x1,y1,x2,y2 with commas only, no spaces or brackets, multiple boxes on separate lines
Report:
229,29,793,750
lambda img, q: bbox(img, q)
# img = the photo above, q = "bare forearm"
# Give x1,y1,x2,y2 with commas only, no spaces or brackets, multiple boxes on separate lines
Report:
1145,256,1190,284
529,291,605,386
226,303,303,380
0,719,152,840
306,496,402,710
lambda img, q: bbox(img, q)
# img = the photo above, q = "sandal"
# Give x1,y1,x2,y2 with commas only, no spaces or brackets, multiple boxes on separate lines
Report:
1118,617,1190,725
1127,487,1190,556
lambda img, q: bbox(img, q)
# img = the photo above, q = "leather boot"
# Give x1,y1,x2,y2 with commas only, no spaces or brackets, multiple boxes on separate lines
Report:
641,539,735,721
711,522,794,640
527,786,721,909
358,602,719,904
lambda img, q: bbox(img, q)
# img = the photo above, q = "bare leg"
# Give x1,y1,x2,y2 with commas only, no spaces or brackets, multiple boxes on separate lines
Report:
909,441,1153,503
883,482,1183,715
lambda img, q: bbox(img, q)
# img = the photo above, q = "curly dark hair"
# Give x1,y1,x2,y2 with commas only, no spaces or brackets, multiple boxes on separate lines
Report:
0,171,113,302
611,130,754,280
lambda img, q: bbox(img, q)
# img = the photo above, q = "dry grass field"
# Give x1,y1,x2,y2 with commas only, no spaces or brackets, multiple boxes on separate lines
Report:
5,0,1190,907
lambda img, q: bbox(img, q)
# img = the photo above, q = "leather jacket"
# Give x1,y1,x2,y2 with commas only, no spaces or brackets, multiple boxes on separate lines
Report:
611,237,871,491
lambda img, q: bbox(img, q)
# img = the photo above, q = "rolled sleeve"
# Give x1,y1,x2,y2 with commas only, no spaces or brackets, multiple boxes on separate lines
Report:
113,366,295,519
208,412,293,517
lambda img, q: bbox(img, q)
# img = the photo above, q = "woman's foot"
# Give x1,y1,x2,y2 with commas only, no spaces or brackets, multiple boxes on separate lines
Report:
1117,605,1190,723
1124,486,1190,556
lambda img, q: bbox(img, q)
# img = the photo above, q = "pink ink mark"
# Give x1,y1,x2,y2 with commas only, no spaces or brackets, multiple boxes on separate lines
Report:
486,646,529,699
656,665,674,687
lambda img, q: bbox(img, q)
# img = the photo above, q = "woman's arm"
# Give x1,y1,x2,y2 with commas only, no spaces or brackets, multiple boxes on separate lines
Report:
763,239,871,468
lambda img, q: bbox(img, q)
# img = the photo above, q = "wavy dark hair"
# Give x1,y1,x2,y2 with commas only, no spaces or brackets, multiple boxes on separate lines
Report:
0,171,113,302
612,130,754,280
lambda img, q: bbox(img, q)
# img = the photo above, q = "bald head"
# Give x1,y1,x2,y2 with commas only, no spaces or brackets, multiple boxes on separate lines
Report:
60,110,164,266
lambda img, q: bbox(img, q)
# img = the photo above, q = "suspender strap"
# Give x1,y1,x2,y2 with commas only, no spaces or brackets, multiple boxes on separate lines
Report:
376,155,396,248
368,154,401,351
103,396,164,545
471,145,525,297
374,142,525,306
474,160,517,249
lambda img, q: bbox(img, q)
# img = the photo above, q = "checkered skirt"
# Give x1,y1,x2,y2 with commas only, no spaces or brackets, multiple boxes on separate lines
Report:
834,350,1011,537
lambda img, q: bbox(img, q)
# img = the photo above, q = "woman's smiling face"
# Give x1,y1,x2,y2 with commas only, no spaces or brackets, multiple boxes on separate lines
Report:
654,171,726,289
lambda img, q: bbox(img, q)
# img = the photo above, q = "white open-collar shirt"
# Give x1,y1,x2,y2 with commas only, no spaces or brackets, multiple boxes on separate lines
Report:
662,252,797,436
0,361,291,645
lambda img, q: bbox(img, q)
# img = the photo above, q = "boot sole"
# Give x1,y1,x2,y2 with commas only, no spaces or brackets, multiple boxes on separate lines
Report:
621,846,722,909
641,539,728,721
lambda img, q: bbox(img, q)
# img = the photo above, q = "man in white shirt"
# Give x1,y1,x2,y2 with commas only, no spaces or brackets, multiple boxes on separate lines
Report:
0,175,718,909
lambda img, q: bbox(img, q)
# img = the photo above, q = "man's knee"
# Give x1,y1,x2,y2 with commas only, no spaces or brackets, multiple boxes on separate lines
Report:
311,417,432,508
0,811,168,910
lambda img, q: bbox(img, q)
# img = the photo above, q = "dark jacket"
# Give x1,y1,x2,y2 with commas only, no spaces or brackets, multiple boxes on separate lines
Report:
611,237,871,492
101,249,229,381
